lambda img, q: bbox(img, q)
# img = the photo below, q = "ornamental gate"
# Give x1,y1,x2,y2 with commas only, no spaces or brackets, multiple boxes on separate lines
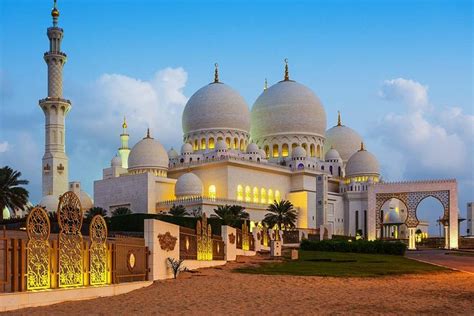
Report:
367,180,458,249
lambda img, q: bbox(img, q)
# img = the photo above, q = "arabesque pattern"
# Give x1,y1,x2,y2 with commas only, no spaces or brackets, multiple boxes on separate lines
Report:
89,215,108,285
26,207,51,290
196,213,213,260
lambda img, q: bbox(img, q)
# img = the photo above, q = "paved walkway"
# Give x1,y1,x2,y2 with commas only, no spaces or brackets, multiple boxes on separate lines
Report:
406,249,474,274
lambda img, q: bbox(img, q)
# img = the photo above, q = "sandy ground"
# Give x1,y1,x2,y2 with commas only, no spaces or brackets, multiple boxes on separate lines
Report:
6,255,474,316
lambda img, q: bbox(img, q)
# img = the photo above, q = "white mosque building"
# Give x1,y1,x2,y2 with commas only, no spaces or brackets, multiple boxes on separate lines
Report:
36,2,460,244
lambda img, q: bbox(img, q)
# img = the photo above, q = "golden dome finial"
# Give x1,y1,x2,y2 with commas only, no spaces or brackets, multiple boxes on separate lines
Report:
51,0,60,26
337,111,342,126
360,142,365,151
284,58,289,81
214,63,219,83
146,128,151,139
122,116,128,129
264,78,268,91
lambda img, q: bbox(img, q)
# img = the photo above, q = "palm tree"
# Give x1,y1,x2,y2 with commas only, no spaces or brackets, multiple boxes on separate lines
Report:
112,207,132,217
212,204,249,226
168,204,188,217
85,206,107,220
263,200,297,231
189,207,202,218
0,166,29,220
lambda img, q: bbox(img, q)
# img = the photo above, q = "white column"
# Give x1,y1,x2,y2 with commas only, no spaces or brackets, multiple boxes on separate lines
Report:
222,225,237,261
444,225,449,249
408,227,416,250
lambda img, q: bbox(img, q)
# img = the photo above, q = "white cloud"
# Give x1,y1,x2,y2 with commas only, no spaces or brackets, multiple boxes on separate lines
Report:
0,141,9,153
371,78,473,182
379,78,429,109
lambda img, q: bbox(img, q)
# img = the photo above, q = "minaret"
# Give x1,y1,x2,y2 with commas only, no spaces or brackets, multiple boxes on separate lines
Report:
118,117,131,169
39,0,71,197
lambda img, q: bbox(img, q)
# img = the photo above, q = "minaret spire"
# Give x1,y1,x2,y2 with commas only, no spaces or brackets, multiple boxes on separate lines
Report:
337,111,342,126
214,63,219,83
40,0,71,197
360,142,365,151
264,78,268,91
118,117,131,169
284,58,289,81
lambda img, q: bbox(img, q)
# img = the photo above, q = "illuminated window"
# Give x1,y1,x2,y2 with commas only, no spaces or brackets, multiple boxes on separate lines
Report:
253,187,259,203
240,139,245,151
268,189,274,204
201,138,206,150
260,188,267,203
310,144,315,157
226,137,231,148
316,144,321,158
292,143,298,150
245,186,251,202
237,185,243,201
275,190,281,202
302,143,307,151
234,138,238,149
208,185,216,199
194,139,198,150
209,137,215,149
264,145,270,158
272,144,279,157
217,137,223,142
282,144,289,157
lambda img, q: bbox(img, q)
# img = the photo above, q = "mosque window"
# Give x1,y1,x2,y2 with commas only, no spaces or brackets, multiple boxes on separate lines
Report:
226,137,231,148
253,187,259,203
316,144,321,159
209,138,215,149
338,166,341,177
302,143,307,151
264,145,270,158
217,137,223,142
275,190,281,202
237,185,243,201
282,144,289,157
272,144,279,158
310,144,315,157
194,139,198,150
260,188,267,203
234,138,238,149
292,143,298,150
201,138,206,150
245,186,251,202
208,185,216,199
330,166,333,175
240,139,245,151
268,189,274,204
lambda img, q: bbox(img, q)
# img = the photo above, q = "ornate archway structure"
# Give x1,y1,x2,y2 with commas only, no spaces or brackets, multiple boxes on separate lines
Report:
368,179,458,249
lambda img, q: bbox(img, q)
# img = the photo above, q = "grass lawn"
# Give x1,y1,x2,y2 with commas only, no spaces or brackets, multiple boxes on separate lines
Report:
234,251,448,277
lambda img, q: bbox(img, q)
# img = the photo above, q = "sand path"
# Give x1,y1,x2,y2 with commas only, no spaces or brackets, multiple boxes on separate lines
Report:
6,255,474,315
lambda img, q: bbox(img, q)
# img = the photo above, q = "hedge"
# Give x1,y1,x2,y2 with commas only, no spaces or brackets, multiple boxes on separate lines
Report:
300,239,407,256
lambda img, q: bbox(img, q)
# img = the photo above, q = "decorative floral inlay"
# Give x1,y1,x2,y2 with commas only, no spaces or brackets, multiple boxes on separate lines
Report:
158,231,177,251
228,233,235,244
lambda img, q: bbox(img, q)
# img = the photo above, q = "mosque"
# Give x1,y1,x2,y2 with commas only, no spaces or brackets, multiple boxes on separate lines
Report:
36,2,460,245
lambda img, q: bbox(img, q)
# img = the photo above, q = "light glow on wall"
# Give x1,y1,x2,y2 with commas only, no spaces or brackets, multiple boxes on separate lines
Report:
208,185,216,199
253,187,259,203
237,185,243,201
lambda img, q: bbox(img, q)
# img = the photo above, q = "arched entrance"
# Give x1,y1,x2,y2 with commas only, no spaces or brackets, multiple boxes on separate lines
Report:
367,180,458,250
415,196,446,246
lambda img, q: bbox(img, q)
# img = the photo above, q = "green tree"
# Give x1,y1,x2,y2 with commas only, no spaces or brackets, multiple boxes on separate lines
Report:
112,207,132,217
169,204,189,217
0,166,29,220
190,207,202,218
85,206,107,220
212,204,249,226
263,200,297,230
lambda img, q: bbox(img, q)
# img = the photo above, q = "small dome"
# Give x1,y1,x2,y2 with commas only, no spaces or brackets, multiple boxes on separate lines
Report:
181,143,193,155
111,156,122,167
168,147,179,159
246,143,259,153
39,195,59,213
325,118,363,162
128,131,169,173
175,173,203,198
325,148,341,161
215,140,227,151
259,149,267,158
79,191,93,211
182,83,250,135
383,209,405,224
292,146,307,158
345,144,380,177
251,80,326,141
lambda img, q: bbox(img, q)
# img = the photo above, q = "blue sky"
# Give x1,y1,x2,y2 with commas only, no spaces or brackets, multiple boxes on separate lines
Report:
0,0,472,234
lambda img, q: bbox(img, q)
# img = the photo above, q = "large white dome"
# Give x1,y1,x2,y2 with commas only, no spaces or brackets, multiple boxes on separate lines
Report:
251,80,326,141
325,121,363,162
175,173,203,198
128,131,169,173
182,83,250,135
79,191,93,211
39,195,59,212
345,144,380,177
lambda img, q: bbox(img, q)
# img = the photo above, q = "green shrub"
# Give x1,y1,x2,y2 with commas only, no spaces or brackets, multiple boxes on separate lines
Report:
300,239,407,256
